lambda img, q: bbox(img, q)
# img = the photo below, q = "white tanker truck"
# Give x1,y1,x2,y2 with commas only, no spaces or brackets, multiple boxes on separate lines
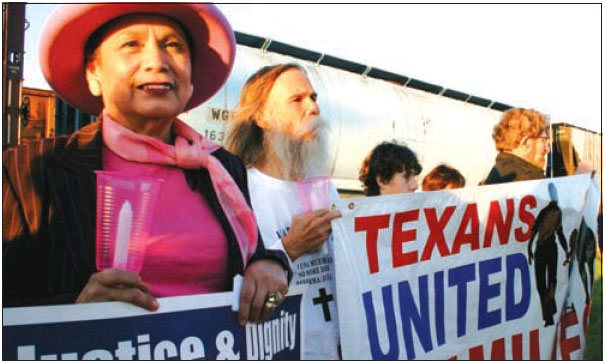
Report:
180,32,602,193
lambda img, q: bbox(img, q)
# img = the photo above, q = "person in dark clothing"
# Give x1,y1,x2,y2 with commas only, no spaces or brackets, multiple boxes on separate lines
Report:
482,108,551,185
527,183,570,326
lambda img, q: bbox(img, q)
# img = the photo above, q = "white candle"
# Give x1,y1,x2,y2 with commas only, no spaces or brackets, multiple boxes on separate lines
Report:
113,200,132,270
231,274,244,312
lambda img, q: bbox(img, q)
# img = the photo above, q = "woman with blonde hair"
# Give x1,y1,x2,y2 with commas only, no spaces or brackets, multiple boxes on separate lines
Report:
483,108,551,184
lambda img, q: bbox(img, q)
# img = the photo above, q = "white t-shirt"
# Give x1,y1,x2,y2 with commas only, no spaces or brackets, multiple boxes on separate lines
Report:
247,168,340,360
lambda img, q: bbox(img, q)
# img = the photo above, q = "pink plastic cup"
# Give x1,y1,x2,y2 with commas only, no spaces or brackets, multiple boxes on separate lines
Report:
296,176,331,254
295,176,330,213
95,171,163,273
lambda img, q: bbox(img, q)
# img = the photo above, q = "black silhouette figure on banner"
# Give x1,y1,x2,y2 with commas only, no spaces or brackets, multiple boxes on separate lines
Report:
568,217,596,304
527,183,570,327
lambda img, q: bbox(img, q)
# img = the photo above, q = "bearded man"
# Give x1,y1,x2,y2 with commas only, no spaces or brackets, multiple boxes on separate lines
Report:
483,108,552,184
226,63,341,359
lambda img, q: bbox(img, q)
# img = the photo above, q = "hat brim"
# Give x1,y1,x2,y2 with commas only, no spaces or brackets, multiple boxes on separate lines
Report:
39,3,235,115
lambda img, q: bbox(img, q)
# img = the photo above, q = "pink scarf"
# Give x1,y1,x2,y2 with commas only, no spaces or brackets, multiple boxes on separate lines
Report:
102,113,258,268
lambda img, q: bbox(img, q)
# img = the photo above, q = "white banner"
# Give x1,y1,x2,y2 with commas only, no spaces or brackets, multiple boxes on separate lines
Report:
332,174,600,360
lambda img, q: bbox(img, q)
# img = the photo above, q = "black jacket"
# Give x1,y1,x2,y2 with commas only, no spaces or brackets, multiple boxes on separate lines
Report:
3,120,290,307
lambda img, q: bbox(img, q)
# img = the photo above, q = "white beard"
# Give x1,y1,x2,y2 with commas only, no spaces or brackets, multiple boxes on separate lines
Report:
265,116,330,180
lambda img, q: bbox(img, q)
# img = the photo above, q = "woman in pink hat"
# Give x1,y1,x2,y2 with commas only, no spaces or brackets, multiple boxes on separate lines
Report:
3,4,289,325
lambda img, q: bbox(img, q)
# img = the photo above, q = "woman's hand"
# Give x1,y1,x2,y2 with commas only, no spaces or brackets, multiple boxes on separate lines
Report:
283,209,342,261
238,260,288,326
76,268,159,311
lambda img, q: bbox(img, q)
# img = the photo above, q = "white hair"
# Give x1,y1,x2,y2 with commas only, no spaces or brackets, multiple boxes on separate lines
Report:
265,116,330,180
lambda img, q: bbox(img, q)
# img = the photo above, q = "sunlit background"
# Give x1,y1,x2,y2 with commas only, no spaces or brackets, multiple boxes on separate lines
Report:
23,3,601,132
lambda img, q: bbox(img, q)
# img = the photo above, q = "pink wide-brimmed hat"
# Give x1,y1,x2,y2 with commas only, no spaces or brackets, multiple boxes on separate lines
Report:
39,3,236,115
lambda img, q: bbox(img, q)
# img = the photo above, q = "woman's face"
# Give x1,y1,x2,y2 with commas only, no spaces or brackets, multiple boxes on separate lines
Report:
86,15,193,126
378,171,419,195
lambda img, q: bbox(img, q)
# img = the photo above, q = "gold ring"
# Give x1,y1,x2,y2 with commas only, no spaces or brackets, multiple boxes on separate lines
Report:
265,292,283,309
264,300,277,310
274,291,284,305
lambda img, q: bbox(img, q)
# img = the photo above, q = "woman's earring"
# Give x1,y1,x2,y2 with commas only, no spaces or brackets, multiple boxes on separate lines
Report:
89,80,101,96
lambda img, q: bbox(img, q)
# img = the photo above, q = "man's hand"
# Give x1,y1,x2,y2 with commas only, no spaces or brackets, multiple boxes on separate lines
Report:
238,260,288,326
76,268,159,311
282,209,342,261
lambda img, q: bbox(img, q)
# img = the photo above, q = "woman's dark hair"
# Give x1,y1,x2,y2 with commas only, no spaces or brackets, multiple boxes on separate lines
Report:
359,141,422,196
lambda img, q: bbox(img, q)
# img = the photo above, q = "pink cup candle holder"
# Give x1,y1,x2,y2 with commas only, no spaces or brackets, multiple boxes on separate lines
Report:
295,176,330,213
295,176,330,254
95,171,163,273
